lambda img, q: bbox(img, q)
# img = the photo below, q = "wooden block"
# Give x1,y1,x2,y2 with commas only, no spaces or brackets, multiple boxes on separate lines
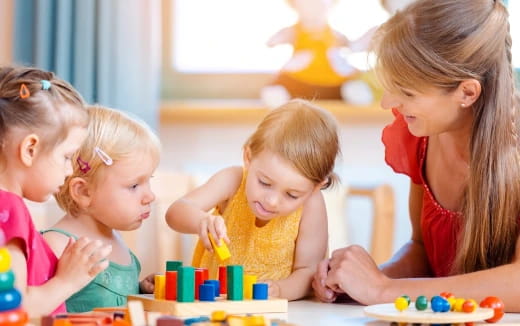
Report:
364,303,494,324
165,261,182,272
154,275,166,300
177,266,195,302
243,275,257,300
127,294,288,317
208,233,231,261
127,300,146,326
218,266,227,295
227,265,243,301
165,271,177,301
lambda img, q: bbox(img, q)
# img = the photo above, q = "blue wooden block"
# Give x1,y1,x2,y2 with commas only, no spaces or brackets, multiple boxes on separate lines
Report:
253,283,268,300
204,280,220,297
198,284,215,302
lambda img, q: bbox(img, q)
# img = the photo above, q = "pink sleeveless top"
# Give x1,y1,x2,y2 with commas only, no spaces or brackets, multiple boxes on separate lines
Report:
382,110,461,276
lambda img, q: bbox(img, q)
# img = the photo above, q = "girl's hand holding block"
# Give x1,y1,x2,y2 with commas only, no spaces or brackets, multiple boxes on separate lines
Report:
208,233,231,261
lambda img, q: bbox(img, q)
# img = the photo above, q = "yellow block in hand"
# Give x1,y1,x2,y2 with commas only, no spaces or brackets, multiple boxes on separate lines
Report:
208,233,231,261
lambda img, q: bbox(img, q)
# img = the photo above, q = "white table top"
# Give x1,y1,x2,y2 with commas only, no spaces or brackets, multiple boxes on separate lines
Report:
269,300,520,326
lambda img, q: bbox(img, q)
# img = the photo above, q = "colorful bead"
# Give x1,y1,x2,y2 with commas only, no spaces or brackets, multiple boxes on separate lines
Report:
415,295,428,311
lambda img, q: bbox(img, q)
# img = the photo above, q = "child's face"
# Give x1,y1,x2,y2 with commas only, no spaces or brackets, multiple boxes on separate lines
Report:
87,152,157,231
27,126,86,202
244,149,317,223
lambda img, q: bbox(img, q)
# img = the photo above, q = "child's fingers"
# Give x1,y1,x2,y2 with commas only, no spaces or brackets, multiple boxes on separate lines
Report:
199,219,213,251
89,258,110,277
87,244,112,266
214,218,229,244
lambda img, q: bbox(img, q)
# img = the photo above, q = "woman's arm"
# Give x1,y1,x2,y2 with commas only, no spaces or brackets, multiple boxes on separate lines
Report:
269,189,328,301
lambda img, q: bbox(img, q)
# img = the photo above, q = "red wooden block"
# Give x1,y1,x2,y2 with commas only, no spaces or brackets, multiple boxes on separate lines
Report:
194,269,205,300
218,266,227,295
165,271,177,300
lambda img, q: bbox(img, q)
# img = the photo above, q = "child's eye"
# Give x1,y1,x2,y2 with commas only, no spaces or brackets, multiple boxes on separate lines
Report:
130,184,139,190
287,193,299,199
259,179,270,187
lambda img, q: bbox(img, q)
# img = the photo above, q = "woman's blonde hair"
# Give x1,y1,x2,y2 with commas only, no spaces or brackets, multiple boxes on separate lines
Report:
56,105,161,216
0,66,87,164
373,0,520,274
244,99,340,189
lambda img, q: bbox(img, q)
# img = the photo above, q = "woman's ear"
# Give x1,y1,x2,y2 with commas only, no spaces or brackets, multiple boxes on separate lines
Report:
457,79,481,108
243,146,252,168
69,177,92,208
19,134,40,167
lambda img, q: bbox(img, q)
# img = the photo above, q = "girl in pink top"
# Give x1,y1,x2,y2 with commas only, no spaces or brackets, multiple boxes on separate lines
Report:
0,66,111,316
312,0,520,311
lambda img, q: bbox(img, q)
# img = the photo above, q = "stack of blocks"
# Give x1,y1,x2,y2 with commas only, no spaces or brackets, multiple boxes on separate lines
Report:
153,262,269,303
128,236,287,317
0,235,28,326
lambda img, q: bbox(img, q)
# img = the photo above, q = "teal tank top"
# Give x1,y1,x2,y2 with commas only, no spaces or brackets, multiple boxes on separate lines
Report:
41,228,142,312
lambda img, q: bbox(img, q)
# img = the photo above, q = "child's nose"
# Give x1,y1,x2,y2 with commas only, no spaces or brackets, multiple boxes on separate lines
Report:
142,188,156,205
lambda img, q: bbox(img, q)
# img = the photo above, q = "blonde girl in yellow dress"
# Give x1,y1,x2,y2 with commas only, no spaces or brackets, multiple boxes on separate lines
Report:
166,99,340,300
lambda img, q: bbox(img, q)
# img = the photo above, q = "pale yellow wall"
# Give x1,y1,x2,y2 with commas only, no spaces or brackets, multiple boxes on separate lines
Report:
0,0,13,65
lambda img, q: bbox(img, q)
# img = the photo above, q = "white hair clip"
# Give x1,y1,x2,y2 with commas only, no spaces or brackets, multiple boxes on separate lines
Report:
94,147,113,166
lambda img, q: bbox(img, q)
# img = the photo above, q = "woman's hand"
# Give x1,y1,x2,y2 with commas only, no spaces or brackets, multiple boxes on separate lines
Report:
198,213,230,252
312,258,341,303
54,237,112,292
325,245,389,305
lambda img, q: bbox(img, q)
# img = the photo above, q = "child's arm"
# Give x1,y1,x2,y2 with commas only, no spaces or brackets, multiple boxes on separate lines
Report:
267,189,328,301
165,166,242,250
8,237,111,317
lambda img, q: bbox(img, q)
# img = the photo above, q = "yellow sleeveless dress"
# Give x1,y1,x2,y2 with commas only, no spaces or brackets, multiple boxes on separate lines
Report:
192,170,303,280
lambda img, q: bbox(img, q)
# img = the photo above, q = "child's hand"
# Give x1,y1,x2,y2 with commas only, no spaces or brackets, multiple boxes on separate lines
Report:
199,213,230,252
139,273,156,294
312,258,340,303
54,237,112,292
265,280,281,298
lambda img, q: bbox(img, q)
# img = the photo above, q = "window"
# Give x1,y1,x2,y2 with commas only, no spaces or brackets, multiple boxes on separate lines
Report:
163,0,389,99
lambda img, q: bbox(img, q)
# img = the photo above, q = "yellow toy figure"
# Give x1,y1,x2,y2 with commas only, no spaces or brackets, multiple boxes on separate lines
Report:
261,0,375,108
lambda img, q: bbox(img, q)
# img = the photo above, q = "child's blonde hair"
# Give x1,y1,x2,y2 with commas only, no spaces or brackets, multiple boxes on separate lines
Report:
244,99,340,189
56,105,161,216
0,66,87,164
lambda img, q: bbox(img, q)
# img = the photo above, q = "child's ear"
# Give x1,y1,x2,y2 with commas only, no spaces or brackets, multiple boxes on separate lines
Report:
243,146,252,168
19,134,40,167
69,177,92,208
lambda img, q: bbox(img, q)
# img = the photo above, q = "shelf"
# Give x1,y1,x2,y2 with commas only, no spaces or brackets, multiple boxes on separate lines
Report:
160,99,392,124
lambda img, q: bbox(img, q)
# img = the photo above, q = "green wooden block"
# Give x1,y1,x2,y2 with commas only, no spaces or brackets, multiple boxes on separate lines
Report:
177,266,195,302
227,265,243,300
166,260,182,272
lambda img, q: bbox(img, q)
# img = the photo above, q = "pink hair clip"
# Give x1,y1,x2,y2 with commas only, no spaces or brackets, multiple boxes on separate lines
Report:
77,156,91,173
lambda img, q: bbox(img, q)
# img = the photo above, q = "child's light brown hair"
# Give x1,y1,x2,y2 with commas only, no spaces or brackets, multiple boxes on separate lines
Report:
244,99,340,189
55,105,161,216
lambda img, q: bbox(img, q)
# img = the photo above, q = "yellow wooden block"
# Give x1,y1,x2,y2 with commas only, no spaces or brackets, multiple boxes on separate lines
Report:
243,274,257,300
154,275,166,299
208,233,231,261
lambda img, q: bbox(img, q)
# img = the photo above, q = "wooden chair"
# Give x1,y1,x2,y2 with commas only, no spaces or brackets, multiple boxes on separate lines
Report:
324,183,396,264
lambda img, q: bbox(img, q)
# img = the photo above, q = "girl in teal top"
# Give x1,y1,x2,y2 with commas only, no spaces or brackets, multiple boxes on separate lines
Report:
42,105,161,312
41,228,141,312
